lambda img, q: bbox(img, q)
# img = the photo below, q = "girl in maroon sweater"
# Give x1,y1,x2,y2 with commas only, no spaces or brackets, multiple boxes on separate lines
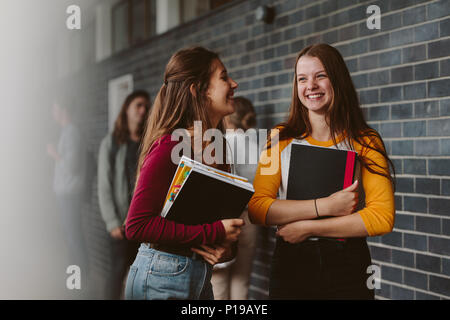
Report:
124,47,244,300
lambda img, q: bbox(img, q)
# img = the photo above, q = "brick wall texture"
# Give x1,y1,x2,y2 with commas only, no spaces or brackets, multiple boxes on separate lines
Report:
76,0,450,299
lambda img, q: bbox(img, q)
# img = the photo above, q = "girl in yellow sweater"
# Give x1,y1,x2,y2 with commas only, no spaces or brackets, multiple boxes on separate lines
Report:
248,43,395,299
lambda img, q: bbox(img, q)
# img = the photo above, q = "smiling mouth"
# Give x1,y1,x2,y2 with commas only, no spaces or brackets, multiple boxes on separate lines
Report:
306,93,325,99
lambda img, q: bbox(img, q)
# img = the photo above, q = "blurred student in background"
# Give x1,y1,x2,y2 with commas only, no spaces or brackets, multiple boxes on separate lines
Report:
97,90,150,299
211,96,259,300
47,97,89,296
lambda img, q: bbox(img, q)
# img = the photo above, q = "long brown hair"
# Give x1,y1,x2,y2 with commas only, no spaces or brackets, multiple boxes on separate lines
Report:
136,47,229,182
112,90,150,145
273,43,395,186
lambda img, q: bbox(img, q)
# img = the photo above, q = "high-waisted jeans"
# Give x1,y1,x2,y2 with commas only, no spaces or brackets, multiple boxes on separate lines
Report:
269,237,374,300
125,243,213,300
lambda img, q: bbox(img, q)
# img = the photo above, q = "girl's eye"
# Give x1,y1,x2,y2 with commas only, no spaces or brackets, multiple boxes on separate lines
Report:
317,74,327,78
298,77,306,82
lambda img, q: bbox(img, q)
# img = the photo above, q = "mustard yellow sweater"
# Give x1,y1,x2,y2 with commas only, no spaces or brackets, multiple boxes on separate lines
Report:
248,132,395,237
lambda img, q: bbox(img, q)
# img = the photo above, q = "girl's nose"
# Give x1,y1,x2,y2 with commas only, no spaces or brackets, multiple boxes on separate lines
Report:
306,78,318,90
230,78,238,89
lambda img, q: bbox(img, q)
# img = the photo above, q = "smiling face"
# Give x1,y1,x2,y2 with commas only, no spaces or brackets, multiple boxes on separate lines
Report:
206,59,238,126
296,55,333,115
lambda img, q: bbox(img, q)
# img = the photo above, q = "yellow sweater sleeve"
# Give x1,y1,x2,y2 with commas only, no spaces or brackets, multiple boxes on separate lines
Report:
356,135,395,236
248,135,289,226
248,151,279,225
248,132,395,234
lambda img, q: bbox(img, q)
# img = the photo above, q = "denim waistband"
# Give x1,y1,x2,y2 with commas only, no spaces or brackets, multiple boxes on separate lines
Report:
138,243,203,261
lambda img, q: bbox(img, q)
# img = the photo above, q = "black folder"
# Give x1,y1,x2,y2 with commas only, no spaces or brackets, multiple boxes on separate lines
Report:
162,156,254,225
287,142,357,208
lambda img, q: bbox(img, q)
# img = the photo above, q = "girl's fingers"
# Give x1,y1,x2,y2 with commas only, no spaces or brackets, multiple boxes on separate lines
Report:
213,244,226,250
191,247,218,264
191,250,213,263
198,244,216,254
191,247,210,256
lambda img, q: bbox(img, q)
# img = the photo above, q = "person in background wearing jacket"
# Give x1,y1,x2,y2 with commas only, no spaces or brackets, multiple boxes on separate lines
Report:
97,90,150,299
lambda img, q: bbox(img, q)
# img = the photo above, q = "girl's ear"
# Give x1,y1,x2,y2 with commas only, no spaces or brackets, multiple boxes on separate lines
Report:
190,83,197,97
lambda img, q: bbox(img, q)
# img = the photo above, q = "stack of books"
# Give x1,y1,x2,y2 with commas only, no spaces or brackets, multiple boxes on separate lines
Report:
161,156,255,225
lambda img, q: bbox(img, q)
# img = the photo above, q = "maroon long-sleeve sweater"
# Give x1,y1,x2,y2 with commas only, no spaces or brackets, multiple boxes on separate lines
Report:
125,134,226,245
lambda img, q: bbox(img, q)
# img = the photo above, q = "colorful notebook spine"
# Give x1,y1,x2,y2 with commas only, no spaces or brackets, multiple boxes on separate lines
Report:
163,161,192,206
162,156,253,214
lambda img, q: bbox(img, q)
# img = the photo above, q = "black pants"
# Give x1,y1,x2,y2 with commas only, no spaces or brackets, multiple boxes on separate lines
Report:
106,238,140,300
269,237,374,300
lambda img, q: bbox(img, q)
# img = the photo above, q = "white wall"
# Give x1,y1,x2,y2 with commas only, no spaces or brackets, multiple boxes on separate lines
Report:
156,0,181,35
95,0,121,62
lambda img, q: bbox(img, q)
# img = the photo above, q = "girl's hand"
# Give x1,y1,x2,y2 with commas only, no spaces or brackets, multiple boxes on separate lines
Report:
46,143,60,161
319,180,359,217
221,218,245,243
191,244,233,265
110,227,124,240
276,220,312,244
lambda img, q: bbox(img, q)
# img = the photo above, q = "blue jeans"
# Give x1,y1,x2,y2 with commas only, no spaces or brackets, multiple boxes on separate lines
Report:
270,237,374,300
125,243,214,300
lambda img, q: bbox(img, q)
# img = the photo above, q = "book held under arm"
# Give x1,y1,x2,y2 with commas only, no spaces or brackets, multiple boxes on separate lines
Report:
287,141,358,240
161,156,255,225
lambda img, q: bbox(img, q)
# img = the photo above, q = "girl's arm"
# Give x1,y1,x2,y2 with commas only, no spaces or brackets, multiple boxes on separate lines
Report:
248,139,359,226
265,199,321,225
276,213,368,243
125,135,226,246
248,138,317,226
277,135,395,243
356,135,395,236
266,180,359,225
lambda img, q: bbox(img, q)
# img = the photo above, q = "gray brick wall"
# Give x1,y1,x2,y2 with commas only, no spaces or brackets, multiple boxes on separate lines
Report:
74,0,449,299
